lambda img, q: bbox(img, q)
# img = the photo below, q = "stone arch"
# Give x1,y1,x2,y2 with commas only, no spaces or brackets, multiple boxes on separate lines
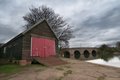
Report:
64,51,70,58
83,50,90,58
74,50,80,59
92,50,97,57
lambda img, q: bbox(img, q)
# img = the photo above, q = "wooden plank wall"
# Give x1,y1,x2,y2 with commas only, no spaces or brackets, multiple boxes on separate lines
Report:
22,21,58,60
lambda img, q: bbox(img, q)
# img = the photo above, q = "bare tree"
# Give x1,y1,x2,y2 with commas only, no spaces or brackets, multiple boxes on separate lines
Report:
23,5,73,48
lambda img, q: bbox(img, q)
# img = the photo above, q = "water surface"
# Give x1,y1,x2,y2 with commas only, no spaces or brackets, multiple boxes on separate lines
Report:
87,55,120,68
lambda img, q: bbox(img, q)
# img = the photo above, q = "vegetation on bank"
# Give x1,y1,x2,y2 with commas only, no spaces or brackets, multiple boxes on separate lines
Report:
98,42,120,61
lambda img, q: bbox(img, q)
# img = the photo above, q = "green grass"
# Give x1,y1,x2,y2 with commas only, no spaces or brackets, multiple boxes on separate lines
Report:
55,70,73,80
56,67,64,71
55,76,64,80
64,65,71,68
97,76,106,80
63,70,72,76
0,64,46,75
0,64,22,74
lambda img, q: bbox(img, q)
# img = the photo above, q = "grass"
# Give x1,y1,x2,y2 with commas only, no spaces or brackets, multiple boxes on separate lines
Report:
64,65,71,68
56,67,64,71
55,76,64,80
0,64,22,74
55,70,73,80
63,70,72,76
97,76,106,80
0,64,46,75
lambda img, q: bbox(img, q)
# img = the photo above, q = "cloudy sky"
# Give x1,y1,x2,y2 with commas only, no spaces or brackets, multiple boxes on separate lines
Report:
0,0,120,47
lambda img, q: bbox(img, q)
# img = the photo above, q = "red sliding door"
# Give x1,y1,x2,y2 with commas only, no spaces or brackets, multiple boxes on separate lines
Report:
31,37,56,58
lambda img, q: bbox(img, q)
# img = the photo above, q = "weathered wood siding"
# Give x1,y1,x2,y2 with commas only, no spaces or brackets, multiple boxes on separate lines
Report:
0,37,23,60
22,21,58,60
0,44,3,58
0,47,2,58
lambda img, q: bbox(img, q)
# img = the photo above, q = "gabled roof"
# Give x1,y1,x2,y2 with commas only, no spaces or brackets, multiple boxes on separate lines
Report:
1,19,58,47
22,19,58,40
0,43,4,48
1,33,23,47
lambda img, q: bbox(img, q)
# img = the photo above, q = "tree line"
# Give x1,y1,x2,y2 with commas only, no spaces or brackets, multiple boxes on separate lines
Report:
98,42,120,61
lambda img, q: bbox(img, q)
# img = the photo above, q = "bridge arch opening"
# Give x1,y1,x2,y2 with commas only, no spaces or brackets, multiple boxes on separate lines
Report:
74,50,80,59
92,50,97,57
84,50,90,58
64,51,70,58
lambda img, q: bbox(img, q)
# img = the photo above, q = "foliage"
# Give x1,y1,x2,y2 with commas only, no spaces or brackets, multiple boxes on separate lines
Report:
98,44,114,61
115,41,120,52
98,41,120,61
116,41,120,48
23,5,73,48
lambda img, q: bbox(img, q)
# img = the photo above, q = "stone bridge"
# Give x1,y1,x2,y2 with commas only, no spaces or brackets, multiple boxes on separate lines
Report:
61,47,98,60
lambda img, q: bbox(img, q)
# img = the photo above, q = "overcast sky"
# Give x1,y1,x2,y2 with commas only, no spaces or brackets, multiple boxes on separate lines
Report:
0,0,120,47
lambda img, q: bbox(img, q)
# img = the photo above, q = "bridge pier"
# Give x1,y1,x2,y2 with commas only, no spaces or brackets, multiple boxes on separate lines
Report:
61,47,98,60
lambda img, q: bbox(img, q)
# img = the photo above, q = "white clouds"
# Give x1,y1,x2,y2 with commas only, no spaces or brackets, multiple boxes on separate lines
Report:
69,0,120,47
0,0,120,47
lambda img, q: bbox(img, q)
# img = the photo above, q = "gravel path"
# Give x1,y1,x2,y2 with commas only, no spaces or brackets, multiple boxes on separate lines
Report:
1,58,120,80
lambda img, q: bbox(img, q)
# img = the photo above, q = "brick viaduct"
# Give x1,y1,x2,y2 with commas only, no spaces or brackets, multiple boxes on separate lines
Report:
61,47,98,60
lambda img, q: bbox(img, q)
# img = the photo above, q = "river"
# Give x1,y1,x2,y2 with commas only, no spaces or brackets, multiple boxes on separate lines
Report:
87,55,120,68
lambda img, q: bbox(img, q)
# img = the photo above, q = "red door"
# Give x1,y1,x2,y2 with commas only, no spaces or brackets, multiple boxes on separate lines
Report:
31,37,56,58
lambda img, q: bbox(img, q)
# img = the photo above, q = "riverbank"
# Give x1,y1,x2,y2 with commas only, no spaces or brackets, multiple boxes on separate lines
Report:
0,58,120,80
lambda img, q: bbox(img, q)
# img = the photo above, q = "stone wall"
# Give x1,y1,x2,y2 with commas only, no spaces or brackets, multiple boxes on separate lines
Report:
61,48,98,60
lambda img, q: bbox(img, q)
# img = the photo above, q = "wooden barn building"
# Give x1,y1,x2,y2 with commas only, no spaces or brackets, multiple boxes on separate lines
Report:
0,20,65,66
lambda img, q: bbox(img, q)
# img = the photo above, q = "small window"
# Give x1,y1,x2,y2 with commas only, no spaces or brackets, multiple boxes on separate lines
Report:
3,47,6,54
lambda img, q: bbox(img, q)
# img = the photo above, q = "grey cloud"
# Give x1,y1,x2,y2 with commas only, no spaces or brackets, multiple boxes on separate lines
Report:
81,6,120,29
0,24,17,36
0,0,11,7
69,2,120,47
0,0,120,47
0,24,19,43
0,0,27,43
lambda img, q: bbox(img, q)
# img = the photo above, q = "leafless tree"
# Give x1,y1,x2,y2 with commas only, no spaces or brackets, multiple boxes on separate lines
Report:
23,5,73,48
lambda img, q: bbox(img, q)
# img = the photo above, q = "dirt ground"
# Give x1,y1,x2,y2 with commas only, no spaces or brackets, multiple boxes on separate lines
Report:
0,58,120,80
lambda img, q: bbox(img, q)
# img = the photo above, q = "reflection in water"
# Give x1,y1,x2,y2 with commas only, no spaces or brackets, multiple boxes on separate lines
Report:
87,55,120,68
